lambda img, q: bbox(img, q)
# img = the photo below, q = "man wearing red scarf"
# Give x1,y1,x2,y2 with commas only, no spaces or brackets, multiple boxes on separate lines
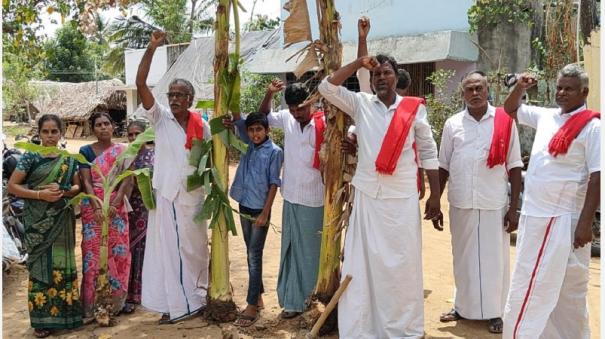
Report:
438,71,523,334
319,55,442,338
135,31,211,324
501,64,600,339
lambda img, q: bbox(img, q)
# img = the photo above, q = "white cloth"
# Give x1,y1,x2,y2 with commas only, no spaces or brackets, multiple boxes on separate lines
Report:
517,104,600,217
503,214,590,339
439,105,523,210
356,68,372,94
267,109,324,207
318,77,439,199
141,194,209,320
141,102,211,203
339,190,424,338
449,206,510,319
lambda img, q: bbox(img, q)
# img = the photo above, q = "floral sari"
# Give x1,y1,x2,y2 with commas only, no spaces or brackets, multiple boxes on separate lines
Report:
126,146,154,304
17,152,82,329
80,143,131,318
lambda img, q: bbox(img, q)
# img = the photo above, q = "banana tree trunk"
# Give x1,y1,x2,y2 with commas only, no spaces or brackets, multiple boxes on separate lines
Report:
314,0,346,304
207,0,237,322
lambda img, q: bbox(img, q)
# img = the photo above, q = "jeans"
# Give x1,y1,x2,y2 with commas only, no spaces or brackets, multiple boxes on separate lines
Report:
239,205,270,306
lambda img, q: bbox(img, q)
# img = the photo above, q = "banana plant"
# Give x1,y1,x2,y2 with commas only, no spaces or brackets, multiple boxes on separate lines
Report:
14,128,155,326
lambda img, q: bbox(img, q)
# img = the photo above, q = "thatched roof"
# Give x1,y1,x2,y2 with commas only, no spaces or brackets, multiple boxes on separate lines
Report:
31,79,127,121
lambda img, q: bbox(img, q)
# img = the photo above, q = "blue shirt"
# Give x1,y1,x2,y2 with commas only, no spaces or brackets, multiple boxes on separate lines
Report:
230,119,283,210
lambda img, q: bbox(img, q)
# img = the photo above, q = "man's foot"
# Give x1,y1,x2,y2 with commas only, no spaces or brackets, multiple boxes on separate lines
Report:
158,313,171,325
234,306,260,328
33,329,52,338
439,309,462,322
257,296,265,310
488,318,503,333
280,310,301,319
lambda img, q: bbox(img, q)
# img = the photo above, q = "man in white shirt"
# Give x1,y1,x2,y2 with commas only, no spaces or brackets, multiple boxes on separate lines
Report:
135,31,211,324
318,54,442,338
438,71,523,333
501,64,600,339
259,80,325,319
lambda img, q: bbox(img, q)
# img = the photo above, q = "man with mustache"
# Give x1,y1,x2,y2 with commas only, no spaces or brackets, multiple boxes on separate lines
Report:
502,64,600,339
135,31,211,324
259,81,325,319
438,71,523,334
318,54,442,338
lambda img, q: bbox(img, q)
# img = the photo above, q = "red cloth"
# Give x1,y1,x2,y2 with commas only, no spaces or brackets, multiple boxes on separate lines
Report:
185,111,204,150
548,109,600,157
312,111,325,170
375,97,425,175
486,107,514,168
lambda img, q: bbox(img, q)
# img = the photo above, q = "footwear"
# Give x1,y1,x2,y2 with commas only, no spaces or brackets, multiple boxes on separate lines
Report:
234,313,259,327
488,317,503,333
158,313,171,325
439,309,462,322
82,316,95,325
280,310,301,319
33,329,52,338
121,303,136,314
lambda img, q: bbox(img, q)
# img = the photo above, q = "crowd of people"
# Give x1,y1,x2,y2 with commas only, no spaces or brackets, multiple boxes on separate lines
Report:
7,17,599,339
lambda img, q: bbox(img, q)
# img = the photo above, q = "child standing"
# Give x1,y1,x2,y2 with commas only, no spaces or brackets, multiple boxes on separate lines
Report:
229,112,283,327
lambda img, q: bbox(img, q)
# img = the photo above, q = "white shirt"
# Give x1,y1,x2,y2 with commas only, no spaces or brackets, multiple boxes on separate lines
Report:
268,109,324,207
318,78,439,199
143,102,211,205
439,105,523,210
518,104,600,217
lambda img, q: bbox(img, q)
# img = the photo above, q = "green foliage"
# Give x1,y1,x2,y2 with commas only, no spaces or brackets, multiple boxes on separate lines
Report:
424,69,463,148
2,52,42,122
244,14,280,31
239,71,281,113
44,22,96,82
468,0,533,33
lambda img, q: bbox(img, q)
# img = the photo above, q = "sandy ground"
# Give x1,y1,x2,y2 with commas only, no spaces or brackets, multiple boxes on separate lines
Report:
2,136,601,338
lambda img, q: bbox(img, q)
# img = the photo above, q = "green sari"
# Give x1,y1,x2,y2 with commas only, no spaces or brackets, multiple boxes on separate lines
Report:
17,152,83,329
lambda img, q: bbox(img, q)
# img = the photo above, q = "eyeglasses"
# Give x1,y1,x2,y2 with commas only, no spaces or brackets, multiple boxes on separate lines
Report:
166,92,190,99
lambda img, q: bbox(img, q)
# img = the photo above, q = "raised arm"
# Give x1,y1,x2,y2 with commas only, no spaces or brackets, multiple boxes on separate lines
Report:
259,79,284,114
503,73,537,119
327,57,377,86
136,31,166,110
357,16,370,58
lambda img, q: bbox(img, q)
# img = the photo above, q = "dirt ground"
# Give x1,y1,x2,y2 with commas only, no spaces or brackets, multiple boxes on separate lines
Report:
2,136,601,338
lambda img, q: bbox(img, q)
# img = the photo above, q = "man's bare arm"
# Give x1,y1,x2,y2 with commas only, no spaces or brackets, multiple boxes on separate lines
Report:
503,73,538,119
136,31,166,110
574,171,600,248
259,79,284,114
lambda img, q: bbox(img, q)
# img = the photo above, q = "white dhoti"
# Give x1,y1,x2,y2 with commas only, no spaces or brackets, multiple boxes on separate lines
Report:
141,194,209,321
449,206,510,319
503,214,590,339
339,190,424,339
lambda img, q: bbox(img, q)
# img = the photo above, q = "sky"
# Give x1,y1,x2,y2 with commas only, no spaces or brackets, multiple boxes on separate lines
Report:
41,0,282,38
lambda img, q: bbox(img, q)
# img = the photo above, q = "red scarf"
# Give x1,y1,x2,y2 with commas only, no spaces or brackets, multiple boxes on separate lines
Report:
548,109,600,157
375,97,424,175
185,111,204,150
486,107,514,168
312,111,325,170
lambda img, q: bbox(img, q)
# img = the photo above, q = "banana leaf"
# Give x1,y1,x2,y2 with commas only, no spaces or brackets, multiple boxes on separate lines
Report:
14,142,88,164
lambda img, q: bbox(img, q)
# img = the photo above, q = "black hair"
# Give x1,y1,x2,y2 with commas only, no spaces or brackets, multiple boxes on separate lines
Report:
89,112,114,129
127,120,147,132
375,54,399,75
397,68,411,90
169,78,195,97
38,114,64,133
284,82,309,106
245,112,269,129
462,70,487,82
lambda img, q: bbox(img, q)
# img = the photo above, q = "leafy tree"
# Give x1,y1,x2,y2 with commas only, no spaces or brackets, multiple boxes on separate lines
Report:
44,22,96,82
244,14,280,31
2,51,42,122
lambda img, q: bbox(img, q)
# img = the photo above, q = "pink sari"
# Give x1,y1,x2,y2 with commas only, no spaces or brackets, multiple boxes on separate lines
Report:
80,143,131,317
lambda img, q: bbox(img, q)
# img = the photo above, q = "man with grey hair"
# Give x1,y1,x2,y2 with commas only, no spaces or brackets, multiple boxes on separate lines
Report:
501,63,600,338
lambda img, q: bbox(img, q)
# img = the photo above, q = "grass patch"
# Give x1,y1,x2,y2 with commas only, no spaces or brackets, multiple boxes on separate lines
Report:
3,124,31,138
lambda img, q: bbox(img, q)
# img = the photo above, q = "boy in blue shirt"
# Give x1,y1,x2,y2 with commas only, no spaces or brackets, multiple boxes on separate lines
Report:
229,112,283,327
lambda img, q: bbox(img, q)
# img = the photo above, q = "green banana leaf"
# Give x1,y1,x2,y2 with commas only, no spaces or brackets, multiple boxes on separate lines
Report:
14,142,88,164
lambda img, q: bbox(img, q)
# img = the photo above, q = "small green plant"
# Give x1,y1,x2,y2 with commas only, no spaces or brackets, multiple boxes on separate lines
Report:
424,69,463,148
468,0,533,33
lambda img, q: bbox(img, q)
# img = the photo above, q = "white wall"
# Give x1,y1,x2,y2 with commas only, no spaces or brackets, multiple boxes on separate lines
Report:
124,46,168,86
281,0,474,43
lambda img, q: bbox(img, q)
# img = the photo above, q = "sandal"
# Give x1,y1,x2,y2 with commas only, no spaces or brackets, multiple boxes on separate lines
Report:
33,329,52,338
439,309,462,322
234,313,259,327
488,317,503,333
158,313,172,325
122,303,136,314
280,310,301,319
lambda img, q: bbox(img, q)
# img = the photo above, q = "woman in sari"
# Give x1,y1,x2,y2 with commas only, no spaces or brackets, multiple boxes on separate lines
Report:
8,114,83,338
122,120,155,314
78,112,132,322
